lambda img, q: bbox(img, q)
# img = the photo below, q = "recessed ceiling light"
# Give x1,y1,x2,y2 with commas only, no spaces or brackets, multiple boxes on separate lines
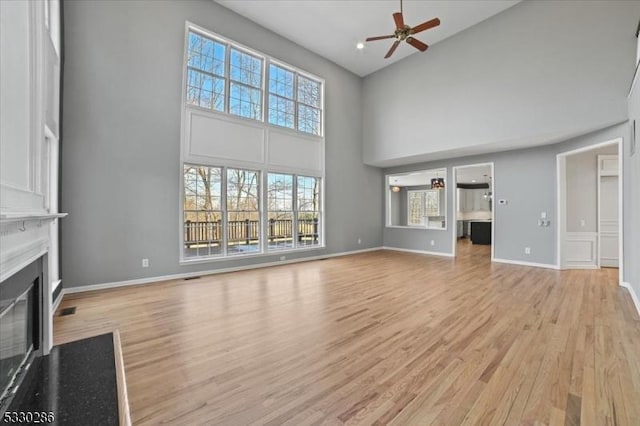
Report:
356,42,364,50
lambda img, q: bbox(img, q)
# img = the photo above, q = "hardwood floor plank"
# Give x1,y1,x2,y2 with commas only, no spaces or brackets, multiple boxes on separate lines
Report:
53,241,640,425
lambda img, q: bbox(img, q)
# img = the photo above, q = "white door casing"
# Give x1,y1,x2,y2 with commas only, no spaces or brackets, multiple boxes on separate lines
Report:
598,155,619,268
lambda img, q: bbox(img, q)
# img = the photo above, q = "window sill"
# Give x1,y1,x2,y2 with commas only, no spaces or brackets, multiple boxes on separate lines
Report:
179,245,327,266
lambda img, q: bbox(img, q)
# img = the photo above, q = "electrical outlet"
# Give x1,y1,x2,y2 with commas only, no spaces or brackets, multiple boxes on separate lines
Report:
357,238,362,245
142,258,149,268
280,255,286,261
430,240,435,246
580,219,586,227
525,247,531,255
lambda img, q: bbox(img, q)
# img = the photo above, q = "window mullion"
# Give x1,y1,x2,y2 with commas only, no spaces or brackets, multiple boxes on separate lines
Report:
293,73,299,132
224,43,231,113
221,167,228,256
259,170,265,254
263,61,269,123
187,65,224,80
293,175,298,248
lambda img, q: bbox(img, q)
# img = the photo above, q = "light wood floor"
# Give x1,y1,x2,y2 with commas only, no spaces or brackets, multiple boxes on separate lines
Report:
54,241,640,425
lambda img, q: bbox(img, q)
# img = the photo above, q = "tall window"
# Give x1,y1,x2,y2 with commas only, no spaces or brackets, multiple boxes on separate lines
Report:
297,176,321,247
183,166,322,260
185,29,322,136
297,76,321,135
186,32,226,111
183,165,223,258
267,173,294,250
226,168,260,255
268,65,295,129
268,65,322,135
229,49,262,119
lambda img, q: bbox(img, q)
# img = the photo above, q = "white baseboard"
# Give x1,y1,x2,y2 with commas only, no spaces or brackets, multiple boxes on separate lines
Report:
621,282,640,318
560,265,600,270
52,288,65,313
492,258,559,270
64,247,383,294
381,246,454,257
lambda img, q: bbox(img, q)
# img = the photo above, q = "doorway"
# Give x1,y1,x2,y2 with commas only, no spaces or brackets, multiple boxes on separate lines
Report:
557,139,623,280
452,163,495,260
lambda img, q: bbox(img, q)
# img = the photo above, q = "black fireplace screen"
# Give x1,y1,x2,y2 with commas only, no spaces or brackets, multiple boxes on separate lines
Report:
0,285,34,404
0,259,41,410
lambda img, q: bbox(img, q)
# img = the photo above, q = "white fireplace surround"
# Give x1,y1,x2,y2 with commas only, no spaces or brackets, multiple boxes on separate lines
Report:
1,0,63,354
0,214,66,354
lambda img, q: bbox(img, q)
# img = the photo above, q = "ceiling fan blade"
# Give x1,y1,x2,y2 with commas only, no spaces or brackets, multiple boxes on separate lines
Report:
406,37,428,52
411,17,440,34
384,40,401,59
393,12,405,29
366,35,395,42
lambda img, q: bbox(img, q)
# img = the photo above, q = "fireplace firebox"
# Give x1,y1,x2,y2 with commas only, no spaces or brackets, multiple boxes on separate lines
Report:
0,258,42,412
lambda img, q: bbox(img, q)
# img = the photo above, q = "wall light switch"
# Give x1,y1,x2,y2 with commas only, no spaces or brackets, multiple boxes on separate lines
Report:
430,240,435,246
541,212,547,219
580,219,586,227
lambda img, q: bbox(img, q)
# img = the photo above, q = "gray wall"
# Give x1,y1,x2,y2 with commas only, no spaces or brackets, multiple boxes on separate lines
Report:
61,0,382,288
363,1,639,166
383,123,629,268
627,76,640,298
566,145,618,233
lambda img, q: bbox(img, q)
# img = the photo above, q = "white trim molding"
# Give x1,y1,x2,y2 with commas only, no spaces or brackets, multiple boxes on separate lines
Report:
492,258,559,270
563,232,598,269
556,138,624,285
64,247,383,294
381,246,454,257
52,285,64,313
621,282,640,318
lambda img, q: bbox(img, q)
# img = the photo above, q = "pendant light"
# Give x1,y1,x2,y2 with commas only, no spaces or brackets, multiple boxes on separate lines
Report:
431,171,445,189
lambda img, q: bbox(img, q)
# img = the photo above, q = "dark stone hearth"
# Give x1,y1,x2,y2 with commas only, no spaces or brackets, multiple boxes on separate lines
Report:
7,333,119,426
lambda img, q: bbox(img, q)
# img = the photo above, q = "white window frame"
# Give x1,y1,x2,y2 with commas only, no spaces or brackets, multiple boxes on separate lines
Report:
267,62,322,135
179,23,326,264
181,164,323,263
184,24,324,136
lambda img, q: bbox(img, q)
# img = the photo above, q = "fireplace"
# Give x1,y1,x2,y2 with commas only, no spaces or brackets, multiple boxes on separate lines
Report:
0,258,42,412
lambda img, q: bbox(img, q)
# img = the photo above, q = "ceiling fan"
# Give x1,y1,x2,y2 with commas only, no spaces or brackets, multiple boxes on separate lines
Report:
365,0,441,59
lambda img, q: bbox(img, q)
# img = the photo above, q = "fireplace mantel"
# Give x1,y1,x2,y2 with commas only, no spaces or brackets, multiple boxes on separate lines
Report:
0,212,67,223
0,213,67,285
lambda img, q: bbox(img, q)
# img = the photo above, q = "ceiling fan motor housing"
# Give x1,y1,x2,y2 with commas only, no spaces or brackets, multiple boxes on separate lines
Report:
394,25,412,41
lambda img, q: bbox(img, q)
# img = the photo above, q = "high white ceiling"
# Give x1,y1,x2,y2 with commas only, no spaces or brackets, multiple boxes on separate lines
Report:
215,1,520,76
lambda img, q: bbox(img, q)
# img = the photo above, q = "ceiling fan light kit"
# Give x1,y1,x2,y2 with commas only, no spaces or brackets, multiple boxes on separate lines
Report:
365,0,440,59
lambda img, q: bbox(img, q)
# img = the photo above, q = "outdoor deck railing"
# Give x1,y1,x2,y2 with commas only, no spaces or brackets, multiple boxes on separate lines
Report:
184,218,318,247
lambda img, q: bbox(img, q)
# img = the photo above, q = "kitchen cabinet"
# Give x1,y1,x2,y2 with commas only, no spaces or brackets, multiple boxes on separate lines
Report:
471,221,492,245
458,189,491,212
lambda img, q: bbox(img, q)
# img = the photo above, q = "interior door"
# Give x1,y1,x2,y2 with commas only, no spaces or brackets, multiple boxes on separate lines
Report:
598,155,619,268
